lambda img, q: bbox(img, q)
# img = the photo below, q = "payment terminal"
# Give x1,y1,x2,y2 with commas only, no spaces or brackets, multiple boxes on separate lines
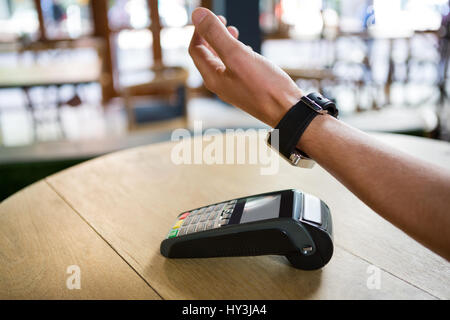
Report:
160,189,333,270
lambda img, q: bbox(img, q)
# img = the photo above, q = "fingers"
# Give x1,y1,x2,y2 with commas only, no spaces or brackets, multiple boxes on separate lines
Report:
228,26,239,39
218,15,227,26
218,15,239,40
192,7,241,64
189,8,241,90
189,30,224,81
205,16,239,56
205,15,226,57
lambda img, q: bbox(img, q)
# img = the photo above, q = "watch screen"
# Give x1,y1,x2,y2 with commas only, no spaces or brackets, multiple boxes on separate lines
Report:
239,195,282,223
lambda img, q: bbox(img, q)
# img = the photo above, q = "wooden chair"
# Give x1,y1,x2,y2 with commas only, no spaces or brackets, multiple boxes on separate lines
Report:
121,66,189,131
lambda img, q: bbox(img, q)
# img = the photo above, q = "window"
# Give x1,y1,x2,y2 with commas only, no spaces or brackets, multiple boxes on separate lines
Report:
41,0,93,39
0,0,40,41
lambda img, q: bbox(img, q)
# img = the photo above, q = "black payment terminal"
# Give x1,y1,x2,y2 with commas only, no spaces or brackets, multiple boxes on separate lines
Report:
160,189,333,270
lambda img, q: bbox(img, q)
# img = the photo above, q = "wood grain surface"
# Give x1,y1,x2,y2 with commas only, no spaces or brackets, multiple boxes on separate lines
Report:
0,181,160,299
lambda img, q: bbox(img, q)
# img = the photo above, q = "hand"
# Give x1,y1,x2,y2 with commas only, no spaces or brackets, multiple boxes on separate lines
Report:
189,7,303,127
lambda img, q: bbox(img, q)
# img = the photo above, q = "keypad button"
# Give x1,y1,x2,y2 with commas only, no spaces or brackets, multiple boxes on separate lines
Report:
179,212,190,220
196,222,206,232
184,216,193,225
200,213,209,222
178,227,188,236
191,215,201,224
196,208,206,215
204,206,214,213
173,220,184,229
223,213,232,219
214,203,225,211
222,210,232,216
168,229,178,238
187,225,196,234
206,220,216,230
208,212,218,220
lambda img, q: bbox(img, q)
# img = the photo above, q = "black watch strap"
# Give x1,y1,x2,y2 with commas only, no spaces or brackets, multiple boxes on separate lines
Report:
268,93,338,162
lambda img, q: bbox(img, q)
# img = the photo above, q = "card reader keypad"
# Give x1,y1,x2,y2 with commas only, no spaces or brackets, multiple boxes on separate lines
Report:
166,200,237,238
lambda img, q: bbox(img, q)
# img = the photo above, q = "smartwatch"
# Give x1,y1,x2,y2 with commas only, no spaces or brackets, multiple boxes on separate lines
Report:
267,92,339,168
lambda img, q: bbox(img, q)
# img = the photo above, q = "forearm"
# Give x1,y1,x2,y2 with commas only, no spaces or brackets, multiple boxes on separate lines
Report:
188,7,450,260
298,115,450,260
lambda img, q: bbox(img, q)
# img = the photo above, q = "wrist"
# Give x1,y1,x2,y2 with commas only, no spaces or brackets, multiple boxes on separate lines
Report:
267,91,338,168
269,88,303,128
296,114,335,158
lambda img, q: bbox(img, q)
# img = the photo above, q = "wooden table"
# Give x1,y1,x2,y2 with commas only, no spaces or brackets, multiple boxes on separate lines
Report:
0,38,103,89
0,38,105,140
0,62,101,89
1,132,449,299
120,66,189,130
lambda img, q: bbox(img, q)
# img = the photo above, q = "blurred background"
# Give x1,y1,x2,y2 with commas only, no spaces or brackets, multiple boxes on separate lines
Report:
1,0,449,201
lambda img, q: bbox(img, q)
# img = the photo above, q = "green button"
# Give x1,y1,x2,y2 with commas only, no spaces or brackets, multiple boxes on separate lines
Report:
168,229,178,238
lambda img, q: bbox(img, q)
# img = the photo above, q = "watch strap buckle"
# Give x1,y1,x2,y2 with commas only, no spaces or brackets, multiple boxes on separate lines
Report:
302,96,329,115
289,149,315,168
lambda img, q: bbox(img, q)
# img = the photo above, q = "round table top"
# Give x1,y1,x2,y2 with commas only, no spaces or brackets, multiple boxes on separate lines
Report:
1,132,449,299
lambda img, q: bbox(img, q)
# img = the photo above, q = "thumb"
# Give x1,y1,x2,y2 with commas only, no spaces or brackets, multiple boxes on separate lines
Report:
192,7,241,64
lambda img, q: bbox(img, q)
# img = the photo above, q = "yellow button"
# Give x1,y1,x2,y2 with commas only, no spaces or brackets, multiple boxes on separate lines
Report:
173,220,184,229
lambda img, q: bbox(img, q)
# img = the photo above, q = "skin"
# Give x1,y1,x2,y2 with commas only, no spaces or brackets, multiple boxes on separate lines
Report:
189,8,450,260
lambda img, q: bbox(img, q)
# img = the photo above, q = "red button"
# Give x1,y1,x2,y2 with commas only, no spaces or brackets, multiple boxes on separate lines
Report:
179,212,190,220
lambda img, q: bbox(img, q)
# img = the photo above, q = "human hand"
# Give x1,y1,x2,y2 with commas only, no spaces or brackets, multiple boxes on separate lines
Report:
189,7,303,127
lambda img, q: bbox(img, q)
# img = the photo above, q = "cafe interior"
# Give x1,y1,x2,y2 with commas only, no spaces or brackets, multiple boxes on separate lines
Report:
0,0,449,201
